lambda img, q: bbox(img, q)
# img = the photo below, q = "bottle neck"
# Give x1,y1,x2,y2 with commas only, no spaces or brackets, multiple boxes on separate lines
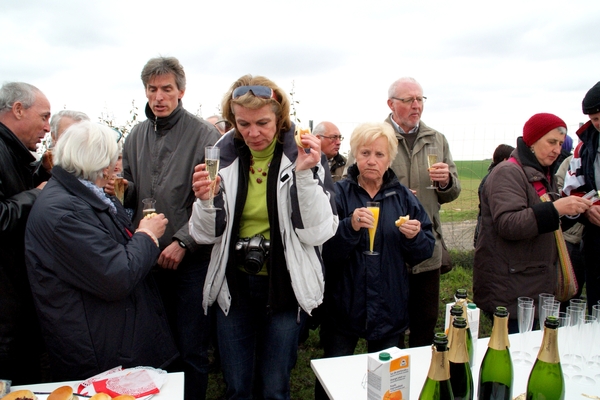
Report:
448,326,470,363
455,299,471,328
427,345,451,381
488,315,510,351
537,326,560,364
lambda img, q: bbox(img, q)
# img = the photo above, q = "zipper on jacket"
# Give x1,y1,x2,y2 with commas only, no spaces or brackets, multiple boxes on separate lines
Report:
297,306,302,324
154,116,157,132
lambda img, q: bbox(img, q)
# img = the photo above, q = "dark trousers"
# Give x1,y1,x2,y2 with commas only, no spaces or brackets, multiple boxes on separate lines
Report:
315,323,401,400
583,224,600,314
155,251,211,400
398,268,441,348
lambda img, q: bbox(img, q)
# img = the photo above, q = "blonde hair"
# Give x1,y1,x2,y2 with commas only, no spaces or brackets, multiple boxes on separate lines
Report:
221,75,291,138
349,122,398,164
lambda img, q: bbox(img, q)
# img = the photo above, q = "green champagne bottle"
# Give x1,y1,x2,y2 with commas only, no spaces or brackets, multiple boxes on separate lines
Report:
478,306,513,400
419,333,454,400
454,290,475,367
448,317,474,400
526,316,565,400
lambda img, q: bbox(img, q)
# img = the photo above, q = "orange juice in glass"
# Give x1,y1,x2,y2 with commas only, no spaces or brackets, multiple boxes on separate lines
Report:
364,201,380,255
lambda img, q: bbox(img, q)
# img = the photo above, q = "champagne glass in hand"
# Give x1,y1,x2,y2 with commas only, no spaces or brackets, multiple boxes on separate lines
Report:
426,146,438,189
363,202,380,255
203,146,221,210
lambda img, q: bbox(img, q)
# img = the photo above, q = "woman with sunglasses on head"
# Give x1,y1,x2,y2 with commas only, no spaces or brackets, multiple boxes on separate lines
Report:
189,75,338,399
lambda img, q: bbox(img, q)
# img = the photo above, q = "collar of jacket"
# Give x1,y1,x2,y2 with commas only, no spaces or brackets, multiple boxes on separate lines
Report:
515,136,553,184
347,162,398,191
0,121,36,166
145,100,184,132
331,153,346,169
51,166,112,212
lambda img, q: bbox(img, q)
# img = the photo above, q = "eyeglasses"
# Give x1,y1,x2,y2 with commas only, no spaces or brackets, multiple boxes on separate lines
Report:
319,134,344,142
390,96,427,104
232,85,278,100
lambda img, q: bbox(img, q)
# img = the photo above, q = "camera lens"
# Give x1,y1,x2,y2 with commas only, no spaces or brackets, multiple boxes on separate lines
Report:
244,250,264,274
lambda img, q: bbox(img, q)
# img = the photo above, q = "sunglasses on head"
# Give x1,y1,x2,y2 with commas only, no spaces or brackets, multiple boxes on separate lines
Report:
232,85,278,101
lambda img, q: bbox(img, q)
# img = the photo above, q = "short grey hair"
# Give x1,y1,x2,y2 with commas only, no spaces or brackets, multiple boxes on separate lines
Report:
313,122,327,136
54,121,119,182
141,56,186,91
0,82,41,114
50,110,90,141
387,77,422,99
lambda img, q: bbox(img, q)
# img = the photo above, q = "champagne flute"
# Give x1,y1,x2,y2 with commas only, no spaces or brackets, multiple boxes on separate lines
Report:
513,302,535,366
426,146,438,189
363,202,380,255
203,146,221,210
142,198,156,217
113,172,125,204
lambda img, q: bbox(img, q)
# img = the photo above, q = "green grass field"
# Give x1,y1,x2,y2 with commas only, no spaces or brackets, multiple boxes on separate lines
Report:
440,159,489,222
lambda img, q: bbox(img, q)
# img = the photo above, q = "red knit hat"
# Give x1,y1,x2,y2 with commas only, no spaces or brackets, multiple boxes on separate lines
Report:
522,113,567,147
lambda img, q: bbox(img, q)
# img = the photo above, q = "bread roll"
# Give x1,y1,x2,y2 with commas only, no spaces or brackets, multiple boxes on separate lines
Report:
90,394,112,400
1,390,37,400
395,215,410,227
111,396,136,400
294,126,311,148
48,386,73,400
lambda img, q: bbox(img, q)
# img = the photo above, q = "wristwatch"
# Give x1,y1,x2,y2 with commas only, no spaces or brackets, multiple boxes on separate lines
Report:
177,240,187,250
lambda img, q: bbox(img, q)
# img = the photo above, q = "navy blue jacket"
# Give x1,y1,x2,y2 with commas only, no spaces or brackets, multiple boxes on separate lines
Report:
322,164,434,340
24,166,178,380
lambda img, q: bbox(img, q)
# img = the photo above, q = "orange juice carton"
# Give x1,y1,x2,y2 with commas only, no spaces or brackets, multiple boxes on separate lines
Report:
367,346,410,400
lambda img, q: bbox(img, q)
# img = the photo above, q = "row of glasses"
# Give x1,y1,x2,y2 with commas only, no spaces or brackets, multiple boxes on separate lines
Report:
569,314,598,384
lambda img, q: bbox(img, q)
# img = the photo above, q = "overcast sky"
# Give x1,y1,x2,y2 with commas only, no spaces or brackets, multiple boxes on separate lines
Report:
2,0,599,159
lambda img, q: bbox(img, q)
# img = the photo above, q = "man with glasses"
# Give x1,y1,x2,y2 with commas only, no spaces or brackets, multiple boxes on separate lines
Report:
119,56,220,400
386,77,461,348
314,121,346,182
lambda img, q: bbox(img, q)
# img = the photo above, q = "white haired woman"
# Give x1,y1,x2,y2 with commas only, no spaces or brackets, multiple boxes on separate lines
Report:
24,121,178,380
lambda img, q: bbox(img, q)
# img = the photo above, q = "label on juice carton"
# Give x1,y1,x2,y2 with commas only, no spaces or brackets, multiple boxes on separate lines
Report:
367,346,410,400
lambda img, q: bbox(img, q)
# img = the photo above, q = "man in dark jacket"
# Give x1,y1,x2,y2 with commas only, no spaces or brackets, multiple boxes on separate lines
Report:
314,121,347,182
0,81,51,384
563,81,600,314
120,56,220,400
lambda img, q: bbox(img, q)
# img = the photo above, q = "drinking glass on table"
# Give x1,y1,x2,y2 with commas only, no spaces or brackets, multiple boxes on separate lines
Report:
513,302,535,366
426,146,438,189
203,146,221,210
571,314,598,385
363,202,380,256
538,293,554,329
562,306,585,377
570,298,587,313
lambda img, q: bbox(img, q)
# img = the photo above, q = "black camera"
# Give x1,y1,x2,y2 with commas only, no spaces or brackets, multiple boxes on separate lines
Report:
235,234,271,274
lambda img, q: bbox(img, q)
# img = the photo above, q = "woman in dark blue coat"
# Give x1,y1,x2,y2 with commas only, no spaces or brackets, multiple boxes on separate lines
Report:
24,121,178,380
320,122,434,357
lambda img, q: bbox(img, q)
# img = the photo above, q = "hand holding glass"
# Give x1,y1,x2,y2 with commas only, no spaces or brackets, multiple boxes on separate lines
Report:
426,146,438,189
142,198,156,217
363,202,380,255
203,146,221,210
